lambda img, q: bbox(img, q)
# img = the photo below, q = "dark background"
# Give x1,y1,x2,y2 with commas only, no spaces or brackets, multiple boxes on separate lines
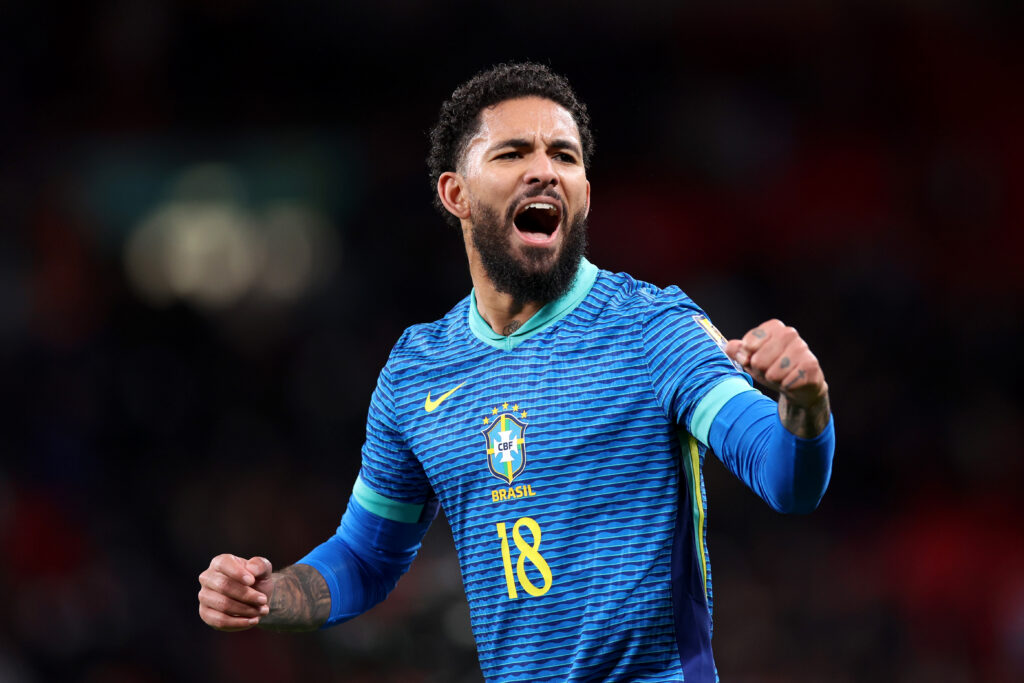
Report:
2,1,1022,681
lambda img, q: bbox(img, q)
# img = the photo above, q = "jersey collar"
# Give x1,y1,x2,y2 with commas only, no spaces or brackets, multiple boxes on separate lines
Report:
468,258,599,351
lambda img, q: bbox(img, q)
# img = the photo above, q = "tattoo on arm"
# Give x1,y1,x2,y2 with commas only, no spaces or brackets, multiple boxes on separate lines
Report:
260,564,330,632
503,320,522,336
778,391,830,438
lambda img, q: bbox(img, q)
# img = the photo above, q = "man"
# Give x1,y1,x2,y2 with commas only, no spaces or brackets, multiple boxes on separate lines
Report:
198,62,834,682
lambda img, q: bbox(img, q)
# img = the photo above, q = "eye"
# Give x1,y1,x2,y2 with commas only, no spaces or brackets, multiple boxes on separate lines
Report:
495,151,521,160
553,152,578,164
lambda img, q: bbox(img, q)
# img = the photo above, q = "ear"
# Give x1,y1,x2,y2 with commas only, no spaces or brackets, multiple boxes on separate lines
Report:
584,179,591,217
438,172,471,221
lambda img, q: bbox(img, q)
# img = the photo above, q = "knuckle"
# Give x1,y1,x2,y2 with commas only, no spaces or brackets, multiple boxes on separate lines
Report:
200,606,219,627
212,553,236,571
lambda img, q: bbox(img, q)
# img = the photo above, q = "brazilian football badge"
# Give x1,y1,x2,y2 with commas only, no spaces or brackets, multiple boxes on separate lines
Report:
692,314,744,372
481,402,529,484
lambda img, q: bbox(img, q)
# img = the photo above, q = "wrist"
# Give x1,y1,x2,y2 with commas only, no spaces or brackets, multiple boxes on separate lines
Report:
778,393,831,438
259,566,329,632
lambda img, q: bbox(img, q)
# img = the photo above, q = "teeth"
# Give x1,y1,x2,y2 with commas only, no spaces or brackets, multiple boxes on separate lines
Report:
525,202,557,213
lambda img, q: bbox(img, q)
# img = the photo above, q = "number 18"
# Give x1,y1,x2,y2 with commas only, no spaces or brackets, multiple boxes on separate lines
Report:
496,516,553,599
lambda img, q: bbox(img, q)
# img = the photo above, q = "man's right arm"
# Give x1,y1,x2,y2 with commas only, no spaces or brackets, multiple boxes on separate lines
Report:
199,346,436,633
197,554,330,632
198,489,437,632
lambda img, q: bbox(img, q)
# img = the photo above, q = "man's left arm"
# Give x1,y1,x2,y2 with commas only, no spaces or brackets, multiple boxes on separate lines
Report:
638,293,834,513
704,318,834,514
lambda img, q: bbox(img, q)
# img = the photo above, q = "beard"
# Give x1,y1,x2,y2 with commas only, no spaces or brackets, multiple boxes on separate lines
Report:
470,195,589,306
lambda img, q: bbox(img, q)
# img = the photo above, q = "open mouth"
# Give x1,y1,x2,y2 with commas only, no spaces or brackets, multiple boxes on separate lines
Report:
513,200,562,243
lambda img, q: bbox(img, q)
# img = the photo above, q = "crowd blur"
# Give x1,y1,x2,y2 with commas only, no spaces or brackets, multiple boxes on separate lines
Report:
1,1,1022,681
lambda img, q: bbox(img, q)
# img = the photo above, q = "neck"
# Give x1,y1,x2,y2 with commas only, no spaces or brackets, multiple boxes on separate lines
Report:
469,254,544,336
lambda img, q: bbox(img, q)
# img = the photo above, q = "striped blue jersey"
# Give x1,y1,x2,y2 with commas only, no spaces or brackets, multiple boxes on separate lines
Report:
357,259,751,682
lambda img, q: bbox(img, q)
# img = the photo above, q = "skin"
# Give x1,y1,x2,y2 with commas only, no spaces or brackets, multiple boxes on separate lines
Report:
197,554,329,632
724,319,831,438
436,96,591,335
197,97,831,633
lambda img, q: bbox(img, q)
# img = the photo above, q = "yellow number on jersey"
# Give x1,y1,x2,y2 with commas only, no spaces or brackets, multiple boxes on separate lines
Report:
496,516,552,599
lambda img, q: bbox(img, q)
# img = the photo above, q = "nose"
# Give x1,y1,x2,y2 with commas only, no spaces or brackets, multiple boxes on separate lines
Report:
524,152,558,188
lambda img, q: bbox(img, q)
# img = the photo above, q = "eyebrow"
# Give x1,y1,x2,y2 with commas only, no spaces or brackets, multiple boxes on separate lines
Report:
488,138,583,158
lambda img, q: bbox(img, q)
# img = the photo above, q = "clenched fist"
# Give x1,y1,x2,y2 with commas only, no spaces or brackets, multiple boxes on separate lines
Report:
198,554,275,631
725,319,830,437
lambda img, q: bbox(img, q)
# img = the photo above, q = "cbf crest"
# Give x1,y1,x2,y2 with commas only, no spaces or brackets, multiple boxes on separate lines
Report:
481,402,529,484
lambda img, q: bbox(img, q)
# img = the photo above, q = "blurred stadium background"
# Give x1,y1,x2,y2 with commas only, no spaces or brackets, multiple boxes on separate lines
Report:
1,1,1022,681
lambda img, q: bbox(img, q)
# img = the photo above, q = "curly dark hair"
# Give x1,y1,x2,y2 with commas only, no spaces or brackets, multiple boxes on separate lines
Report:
427,62,595,227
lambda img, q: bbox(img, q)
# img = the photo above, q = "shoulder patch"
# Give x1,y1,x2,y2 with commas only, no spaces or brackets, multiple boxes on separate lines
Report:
692,315,727,348
692,315,744,371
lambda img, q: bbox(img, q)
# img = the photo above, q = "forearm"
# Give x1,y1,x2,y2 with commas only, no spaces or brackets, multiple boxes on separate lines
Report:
778,392,831,438
292,495,435,627
761,410,835,513
710,390,834,514
260,564,331,632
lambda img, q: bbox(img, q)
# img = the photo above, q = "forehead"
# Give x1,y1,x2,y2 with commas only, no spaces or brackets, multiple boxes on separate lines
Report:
464,96,580,155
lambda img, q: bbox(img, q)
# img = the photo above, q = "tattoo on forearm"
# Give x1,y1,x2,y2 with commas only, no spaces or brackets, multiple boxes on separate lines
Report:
503,320,522,335
260,565,330,632
780,357,791,369
779,392,831,439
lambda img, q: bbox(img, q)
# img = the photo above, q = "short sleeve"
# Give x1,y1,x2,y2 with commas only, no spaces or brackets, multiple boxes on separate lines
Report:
357,355,435,508
641,286,753,435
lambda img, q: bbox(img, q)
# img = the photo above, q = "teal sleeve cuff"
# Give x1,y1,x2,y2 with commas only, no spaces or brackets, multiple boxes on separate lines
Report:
689,376,757,446
352,475,425,523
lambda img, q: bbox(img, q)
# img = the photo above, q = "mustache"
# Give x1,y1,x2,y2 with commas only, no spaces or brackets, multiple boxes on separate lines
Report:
504,187,567,224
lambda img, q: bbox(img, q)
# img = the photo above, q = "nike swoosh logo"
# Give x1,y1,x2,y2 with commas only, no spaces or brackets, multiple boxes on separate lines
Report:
424,381,466,412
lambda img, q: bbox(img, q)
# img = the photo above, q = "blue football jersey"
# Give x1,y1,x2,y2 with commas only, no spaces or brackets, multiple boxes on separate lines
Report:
355,259,754,682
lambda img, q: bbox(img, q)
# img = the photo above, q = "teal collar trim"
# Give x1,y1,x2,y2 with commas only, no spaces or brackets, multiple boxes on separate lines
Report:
468,258,599,351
